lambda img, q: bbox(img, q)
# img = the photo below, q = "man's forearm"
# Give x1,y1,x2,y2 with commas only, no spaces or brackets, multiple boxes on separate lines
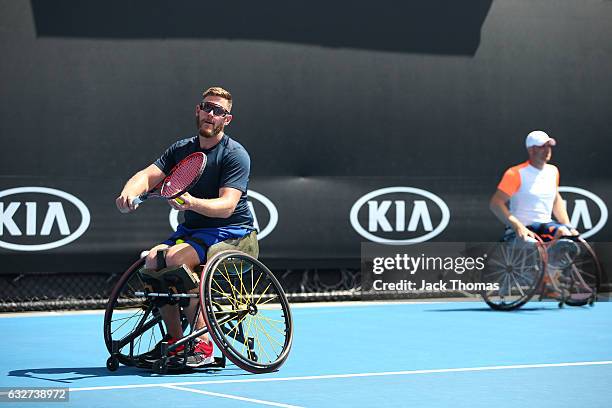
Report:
553,204,572,225
189,197,236,219
490,200,525,231
121,171,150,197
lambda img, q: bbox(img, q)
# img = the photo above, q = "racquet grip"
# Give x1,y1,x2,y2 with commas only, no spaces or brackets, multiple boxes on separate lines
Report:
131,193,147,206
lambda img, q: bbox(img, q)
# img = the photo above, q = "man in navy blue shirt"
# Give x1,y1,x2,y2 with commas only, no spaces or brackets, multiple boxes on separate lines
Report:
116,87,256,368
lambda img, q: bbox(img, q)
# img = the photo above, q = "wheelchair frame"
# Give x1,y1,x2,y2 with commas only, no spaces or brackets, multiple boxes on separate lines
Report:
103,249,293,374
481,234,602,311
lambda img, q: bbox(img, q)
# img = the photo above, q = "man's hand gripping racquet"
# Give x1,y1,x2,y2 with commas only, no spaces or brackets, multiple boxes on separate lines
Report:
131,152,206,208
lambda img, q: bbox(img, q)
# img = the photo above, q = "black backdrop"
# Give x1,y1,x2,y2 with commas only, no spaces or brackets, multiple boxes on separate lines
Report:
1,0,611,275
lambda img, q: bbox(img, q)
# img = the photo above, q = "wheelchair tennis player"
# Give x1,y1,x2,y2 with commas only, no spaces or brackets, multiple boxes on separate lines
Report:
115,87,258,368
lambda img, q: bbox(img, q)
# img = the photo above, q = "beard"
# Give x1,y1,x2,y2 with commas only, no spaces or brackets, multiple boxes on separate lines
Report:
198,120,224,138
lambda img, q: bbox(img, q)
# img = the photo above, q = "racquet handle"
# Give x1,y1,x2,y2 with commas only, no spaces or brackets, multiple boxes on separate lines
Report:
131,193,148,206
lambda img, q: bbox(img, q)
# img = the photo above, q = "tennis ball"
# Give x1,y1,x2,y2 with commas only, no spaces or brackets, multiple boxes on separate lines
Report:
175,197,185,205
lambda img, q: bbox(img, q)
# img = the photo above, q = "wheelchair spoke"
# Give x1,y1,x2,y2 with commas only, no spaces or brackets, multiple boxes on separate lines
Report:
233,260,249,303
514,272,535,288
219,265,240,301
257,314,288,336
250,270,264,298
211,281,239,309
502,274,511,298
116,310,162,350
483,267,506,282
127,272,146,294
487,258,507,268
481,242,546,309
253,317,280,361
256,295,279,307
111,310,146,335
222,312,250,339
509,274,526,297
147,328,158,353
508,241,522,267
568,266,594,292
257,318,285,349
569,258,595,269
513,266,538,283
219,265,245,307
255,282,274,305
251,318,271,363
500,243,510,265
251,264,255,301
223,263,243,304
202,252,293,373
572,268,596,281
244,313,256,350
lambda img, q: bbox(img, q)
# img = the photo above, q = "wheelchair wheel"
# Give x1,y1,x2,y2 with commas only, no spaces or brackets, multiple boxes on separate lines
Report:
551,237,601,307
481,240,547,311
103,258,186,367
200,251,293,374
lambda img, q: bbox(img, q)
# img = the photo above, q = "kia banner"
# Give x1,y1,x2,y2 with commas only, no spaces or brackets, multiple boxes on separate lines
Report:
1,0,611,282
1,177,610,275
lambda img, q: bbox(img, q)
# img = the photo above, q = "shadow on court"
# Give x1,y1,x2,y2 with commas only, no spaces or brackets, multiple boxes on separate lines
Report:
425,306,563,313
8,366,252,384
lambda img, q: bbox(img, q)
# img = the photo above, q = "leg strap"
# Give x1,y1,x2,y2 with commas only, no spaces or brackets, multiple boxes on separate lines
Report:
161,264,200,292
140,264,199,292
156,249,168,270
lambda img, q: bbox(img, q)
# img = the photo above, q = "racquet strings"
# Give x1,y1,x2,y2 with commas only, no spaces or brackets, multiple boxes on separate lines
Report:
160,153,205,198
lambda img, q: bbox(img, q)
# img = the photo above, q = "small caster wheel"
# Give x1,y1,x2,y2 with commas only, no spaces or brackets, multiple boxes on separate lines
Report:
106,357,119,372
153,359,167,374
589,299,596,307
558,302,564,308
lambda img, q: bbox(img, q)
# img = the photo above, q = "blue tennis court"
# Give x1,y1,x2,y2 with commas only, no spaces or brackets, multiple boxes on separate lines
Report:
2,301,611,407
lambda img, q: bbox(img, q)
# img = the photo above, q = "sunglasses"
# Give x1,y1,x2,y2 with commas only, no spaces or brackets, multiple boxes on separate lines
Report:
199,102,229,117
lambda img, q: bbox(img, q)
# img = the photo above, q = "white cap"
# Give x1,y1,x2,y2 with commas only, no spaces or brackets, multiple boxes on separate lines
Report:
525,130,556,148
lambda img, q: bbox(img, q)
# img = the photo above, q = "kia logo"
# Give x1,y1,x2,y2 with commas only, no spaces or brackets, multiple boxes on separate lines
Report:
169,190,278,240
350,186,450,244
0,187,91,251
559,186,608,239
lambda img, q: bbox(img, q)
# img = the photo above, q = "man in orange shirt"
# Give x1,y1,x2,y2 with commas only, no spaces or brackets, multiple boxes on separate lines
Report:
489,130,579,242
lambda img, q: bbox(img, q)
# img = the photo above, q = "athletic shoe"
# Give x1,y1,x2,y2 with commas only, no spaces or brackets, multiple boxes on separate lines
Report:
541,284,563,300
138,334,171,361
138,336,185,365
541,271,566,300
185,339,214,368
167,337,186,356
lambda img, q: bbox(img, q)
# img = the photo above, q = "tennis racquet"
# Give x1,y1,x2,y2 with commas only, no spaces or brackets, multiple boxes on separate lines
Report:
132,152,207,206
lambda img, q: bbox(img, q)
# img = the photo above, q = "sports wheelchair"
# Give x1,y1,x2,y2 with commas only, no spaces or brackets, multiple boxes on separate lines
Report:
480,234,602,311
103,236,293,374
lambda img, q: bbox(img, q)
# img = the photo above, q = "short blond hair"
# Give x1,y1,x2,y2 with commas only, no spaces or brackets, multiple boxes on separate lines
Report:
202,87,232,111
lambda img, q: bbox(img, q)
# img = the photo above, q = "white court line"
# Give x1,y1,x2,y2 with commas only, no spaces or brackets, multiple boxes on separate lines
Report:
0,300,454,318
69,360,612,392
163,385,303,408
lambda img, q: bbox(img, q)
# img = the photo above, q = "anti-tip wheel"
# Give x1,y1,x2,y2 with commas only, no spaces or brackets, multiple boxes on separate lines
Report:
106,357,119,372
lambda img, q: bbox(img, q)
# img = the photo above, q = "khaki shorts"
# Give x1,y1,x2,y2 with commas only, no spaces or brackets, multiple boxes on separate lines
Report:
141,231,259,290
206,230,259,262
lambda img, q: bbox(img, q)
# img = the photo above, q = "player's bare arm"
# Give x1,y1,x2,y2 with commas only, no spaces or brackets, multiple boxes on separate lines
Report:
552,191,579,236
489,189,536,241
169,187,242,218
116,164,166,213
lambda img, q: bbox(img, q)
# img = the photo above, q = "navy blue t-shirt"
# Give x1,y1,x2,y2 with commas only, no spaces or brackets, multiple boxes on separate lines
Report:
154,134,254,229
